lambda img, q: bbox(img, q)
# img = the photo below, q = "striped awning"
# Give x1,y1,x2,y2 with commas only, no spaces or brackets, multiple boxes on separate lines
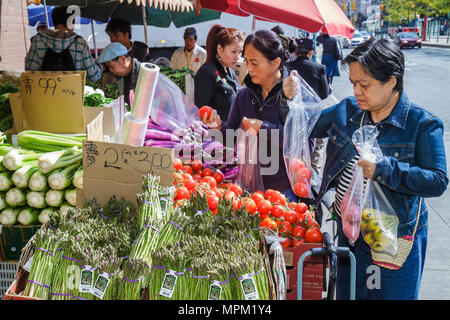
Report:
27,0,194,12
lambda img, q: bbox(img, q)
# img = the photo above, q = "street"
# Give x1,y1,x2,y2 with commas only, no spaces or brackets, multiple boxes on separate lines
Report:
324,46,450,300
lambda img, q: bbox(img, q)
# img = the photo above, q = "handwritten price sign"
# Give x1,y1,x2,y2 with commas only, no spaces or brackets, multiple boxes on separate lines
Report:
20,71,86,133
82,140,174,206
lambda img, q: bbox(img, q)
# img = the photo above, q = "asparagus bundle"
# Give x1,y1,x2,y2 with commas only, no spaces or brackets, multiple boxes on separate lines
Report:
117,258,148,300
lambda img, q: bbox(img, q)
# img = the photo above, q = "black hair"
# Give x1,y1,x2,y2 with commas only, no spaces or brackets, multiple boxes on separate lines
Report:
51,6,72,27
343,39,404,94
244,30,286,70
106,17,132,40
271,25,285,35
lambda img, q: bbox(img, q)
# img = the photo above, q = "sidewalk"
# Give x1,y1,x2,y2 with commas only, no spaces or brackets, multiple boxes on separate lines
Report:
422,36,450,48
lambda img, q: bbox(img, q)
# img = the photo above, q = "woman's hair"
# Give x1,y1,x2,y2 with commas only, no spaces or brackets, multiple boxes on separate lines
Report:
243,30,287,69
205,24,245,62
51,6,72,27
343,39,405,94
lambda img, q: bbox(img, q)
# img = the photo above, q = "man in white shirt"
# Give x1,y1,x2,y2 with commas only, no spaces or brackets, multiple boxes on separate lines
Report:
170,27,206,74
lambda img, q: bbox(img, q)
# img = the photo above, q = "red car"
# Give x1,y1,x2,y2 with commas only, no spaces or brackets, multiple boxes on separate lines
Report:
394,32,422,49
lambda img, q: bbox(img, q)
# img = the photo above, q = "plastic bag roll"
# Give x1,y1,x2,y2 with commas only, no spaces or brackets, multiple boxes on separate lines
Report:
131,63,160,121
114,112,148,146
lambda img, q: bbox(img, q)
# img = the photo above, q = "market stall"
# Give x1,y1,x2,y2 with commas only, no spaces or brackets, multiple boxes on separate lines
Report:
0,60,329,300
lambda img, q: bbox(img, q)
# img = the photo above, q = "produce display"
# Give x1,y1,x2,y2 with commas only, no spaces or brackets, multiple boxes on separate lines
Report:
159,66,195,94
0,82,19,132
0,130,84,226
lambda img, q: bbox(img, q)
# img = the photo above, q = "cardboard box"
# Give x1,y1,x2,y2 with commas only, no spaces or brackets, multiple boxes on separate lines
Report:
78,113,174,207
285,265,324,291
0,225,40,261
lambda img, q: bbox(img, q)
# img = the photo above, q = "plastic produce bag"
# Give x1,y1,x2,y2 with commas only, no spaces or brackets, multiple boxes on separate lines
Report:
283,70,324,199
235,125,264,193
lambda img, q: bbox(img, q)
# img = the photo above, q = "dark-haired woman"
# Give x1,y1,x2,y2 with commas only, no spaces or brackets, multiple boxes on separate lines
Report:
316,32,343,92
301,39,448,299
194,25,244,121
201,29,301,203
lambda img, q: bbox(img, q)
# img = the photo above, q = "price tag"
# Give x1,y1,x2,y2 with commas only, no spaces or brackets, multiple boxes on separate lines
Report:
91,272,110,299
208,281,222,300
79,266,94,293
240,274,259,300
23,254,34,273
159,270,178,299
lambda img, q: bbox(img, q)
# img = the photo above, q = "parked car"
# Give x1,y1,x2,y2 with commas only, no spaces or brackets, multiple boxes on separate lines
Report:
360,31,370,41
349,31,365,47
394,32,422,49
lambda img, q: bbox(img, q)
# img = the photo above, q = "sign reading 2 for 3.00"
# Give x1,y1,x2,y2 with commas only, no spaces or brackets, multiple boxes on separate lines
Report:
82,140,174,187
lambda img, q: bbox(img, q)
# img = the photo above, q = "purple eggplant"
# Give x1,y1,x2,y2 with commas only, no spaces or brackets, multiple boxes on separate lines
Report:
145,129,181,142
144,140,180,148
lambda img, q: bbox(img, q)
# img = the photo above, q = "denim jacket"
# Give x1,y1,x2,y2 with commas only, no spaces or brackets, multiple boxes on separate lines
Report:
311,92,448,237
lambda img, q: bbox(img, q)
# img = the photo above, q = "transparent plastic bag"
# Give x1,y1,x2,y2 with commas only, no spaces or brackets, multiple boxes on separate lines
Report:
235,124,265,193
340,163,364,246
149,73,198,132
283,70,324,199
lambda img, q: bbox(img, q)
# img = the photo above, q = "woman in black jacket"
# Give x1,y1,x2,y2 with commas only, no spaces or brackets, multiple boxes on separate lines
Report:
194,24,244,121
316,31,343,91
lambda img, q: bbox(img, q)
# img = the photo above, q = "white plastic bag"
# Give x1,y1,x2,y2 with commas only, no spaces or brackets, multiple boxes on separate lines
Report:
283,70,324,199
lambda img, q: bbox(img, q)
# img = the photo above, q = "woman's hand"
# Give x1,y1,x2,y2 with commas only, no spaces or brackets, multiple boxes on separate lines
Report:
201,108,222,130
242,117,263,135
357,159,377,179
282,70,299,100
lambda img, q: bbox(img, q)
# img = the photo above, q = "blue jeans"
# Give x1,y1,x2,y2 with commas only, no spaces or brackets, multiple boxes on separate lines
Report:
335,215,428,300
282,189,299,203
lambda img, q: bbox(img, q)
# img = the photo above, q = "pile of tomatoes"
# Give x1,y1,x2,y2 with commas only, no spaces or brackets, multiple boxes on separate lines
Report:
172,158,323,248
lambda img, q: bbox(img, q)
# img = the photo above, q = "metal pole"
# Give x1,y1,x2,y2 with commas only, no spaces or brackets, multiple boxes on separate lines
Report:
251,15,256,34
43,0,50,27
142,4,149,46
90,19,98,59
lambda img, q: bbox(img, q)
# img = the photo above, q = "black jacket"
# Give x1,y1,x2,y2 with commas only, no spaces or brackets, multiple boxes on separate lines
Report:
194,58,241,121
316,35,343,60
287,56,330,100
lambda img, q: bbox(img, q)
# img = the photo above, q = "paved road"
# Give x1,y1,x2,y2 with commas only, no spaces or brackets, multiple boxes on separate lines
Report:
319,46,450,300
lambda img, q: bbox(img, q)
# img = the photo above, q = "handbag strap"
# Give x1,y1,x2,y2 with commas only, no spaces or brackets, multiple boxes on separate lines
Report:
411,197,423,237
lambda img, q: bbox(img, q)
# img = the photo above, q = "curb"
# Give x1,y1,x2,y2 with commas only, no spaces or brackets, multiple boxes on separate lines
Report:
422,42,450,48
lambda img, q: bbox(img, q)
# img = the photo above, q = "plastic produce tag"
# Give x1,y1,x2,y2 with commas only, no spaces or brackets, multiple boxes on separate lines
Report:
240,274,259,300
208,281,222,300
79,265,94,293
91,272,110,299
160,269,178,299
159,197,169,216
23,254,34,273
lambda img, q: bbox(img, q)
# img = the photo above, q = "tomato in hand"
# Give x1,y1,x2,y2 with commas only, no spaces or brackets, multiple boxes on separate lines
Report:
198,106,213,119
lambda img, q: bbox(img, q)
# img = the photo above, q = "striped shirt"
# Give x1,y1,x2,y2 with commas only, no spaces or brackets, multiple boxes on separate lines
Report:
26,30,102,82
334,154,367,217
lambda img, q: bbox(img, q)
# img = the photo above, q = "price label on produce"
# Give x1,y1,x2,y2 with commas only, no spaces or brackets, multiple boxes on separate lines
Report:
81,139,174,206
19,71,86,133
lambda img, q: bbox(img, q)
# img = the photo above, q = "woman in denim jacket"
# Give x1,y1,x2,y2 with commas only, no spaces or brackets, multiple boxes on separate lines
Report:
290,39,448,299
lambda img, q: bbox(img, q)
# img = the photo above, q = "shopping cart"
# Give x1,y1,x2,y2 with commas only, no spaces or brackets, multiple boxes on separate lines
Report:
296,232,356,300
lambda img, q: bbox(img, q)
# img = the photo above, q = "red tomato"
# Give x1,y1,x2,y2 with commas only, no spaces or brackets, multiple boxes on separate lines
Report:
173,172,184,185
233,199,242,212
292,238,305,247
213,187,225,199
288,202,297,210
280,238,291,248
305,227,322,243
191,160,203,172
213,171,224,185
224,190,237,202
294,202,308,215
192,174,202,181
201,176,217,189
242,198,257,214
292,225,306,238
174,186,190,201
279,221,292,234
182,165,193,175
198,105,213,119
270,204,285,219
296,167,312,183
259,213,269,220
251,192,265,205
293,182,309,198
182,172,193,181
284,210,298,224
183,179,196,192
260,218,277,230
173,158,183,171
201,168,214,178
228,184,243,197
264,189,276,200
257,199,272,215
290,158,305,173
207,194,219,211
